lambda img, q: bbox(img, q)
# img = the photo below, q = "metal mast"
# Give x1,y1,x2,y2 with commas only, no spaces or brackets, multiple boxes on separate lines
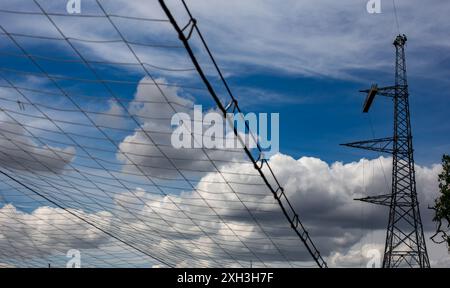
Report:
342,35,430,268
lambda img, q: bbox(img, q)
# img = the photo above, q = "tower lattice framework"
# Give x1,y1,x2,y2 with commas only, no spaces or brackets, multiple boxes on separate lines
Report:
342,35,430,268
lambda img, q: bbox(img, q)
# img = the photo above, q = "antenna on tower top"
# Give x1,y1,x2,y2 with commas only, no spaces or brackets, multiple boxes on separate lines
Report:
393,34,407,46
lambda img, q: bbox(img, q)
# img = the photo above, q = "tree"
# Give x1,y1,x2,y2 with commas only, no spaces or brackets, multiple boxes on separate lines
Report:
430,154,450,249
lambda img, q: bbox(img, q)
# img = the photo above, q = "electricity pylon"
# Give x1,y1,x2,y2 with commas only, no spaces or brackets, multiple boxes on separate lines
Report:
342,35,430,268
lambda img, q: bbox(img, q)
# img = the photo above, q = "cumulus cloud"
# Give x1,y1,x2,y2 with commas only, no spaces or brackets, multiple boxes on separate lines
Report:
0,204,113,260
117,77,247,178
329,243,385,268
328,230,450,268
108,154,442,266
0,115,75,173
0,152,443,267
94,99,126,129
0,0,447,267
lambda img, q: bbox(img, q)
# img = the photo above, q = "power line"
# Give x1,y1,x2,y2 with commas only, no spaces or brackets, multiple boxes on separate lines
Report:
0,8,170,22
159,0,327,268
0,0,322,267
0,168,173,267
392,0,401,34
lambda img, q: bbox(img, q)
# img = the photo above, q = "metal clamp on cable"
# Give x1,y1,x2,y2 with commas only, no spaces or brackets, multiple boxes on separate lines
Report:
224,98,238,113
180,18,197,40
274,187,285,200
291,214,299,229
254,153,266,170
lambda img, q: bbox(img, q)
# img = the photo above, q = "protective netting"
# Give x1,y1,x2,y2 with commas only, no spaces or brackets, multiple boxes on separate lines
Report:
0,0,322,268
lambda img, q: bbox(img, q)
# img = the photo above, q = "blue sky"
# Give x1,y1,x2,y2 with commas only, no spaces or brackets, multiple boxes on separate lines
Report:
165,0,450,166
0,0,449,268
229,68,450,165
1,0,448,168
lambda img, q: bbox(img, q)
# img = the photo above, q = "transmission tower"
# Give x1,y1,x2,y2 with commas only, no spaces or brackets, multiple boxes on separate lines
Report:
342,35,430,268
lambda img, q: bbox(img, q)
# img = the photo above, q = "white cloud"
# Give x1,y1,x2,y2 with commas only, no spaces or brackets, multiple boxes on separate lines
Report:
108,154,443,266
166,0,450,80
2,0,449,81
0,204,112,260
117,77,247,178
0,114,75,173
0,0,448,267
0,152,444,267
329,243,384,268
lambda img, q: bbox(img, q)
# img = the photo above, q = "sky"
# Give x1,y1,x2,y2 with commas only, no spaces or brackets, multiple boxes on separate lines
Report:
0,0,449,268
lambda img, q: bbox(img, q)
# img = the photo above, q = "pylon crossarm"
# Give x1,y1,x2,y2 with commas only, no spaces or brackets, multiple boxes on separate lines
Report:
376,85,404,97
360,85,402,99
340,137,394,154
354,194,392,206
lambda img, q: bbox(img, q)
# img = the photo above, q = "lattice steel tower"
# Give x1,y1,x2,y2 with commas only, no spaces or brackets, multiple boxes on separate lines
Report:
342,35,430,268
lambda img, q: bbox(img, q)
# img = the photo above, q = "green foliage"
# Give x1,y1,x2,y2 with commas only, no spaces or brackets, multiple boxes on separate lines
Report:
431,154,450,245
